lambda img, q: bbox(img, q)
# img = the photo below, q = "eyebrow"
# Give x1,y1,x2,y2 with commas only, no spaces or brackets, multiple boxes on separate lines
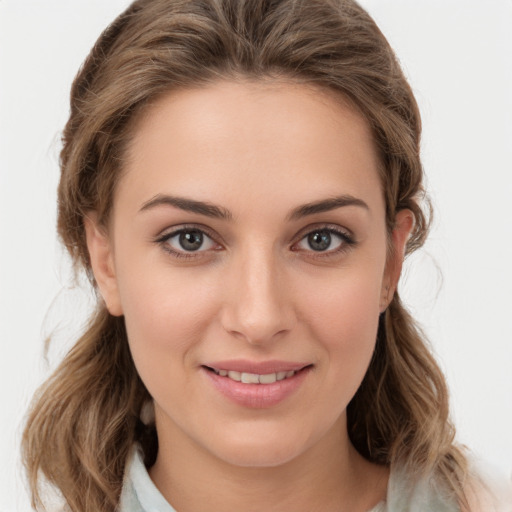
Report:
288,195,369,220
139,194,232,220
139,193,368,220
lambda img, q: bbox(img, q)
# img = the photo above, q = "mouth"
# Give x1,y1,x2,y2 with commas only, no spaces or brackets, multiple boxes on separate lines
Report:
202,363,313,408
203,366,308,384
201,359,313,407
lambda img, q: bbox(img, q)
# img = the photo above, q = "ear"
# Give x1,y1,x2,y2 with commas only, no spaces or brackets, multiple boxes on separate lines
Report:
84,213,123,316
380,209,415,312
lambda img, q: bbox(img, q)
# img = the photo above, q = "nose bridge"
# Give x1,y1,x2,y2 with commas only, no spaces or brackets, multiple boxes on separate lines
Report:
222,241,293,344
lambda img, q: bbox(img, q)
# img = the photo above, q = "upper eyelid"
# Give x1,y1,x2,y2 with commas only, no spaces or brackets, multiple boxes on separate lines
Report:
155,223,220,243
293,223,354,242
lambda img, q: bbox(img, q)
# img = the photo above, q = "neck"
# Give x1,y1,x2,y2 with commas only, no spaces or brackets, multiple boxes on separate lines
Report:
149,414,388,512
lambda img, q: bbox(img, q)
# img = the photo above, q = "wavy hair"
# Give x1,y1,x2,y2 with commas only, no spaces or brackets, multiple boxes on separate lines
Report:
22,0,468,510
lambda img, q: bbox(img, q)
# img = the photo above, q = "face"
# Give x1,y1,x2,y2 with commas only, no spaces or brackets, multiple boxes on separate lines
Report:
86,80,411,468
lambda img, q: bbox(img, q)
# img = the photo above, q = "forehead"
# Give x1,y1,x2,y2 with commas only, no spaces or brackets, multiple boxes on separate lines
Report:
117,79,384,219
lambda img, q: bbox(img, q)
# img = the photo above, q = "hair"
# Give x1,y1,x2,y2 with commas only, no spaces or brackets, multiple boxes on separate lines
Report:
22,0,469,510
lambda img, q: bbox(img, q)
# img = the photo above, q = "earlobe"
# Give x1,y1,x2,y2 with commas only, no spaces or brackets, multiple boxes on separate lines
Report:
380,209,415,312
84,213,123,316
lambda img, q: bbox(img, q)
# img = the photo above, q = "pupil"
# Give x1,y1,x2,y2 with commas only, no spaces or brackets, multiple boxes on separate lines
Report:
179,231,203,251
308,231,331,251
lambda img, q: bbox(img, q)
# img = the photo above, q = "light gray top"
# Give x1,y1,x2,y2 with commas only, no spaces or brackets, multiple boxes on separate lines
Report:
119,446,511,512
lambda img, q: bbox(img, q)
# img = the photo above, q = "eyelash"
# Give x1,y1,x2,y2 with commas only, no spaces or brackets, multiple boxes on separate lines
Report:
154,224,356,260
291,225,356,258
154,224,221,259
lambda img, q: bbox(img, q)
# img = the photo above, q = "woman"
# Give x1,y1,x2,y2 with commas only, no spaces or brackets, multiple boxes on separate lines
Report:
21,1,510,511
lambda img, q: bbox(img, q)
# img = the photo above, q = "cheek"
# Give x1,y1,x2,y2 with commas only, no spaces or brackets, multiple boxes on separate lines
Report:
116,266,225,432
306,265,382,332
302,268,382,384
114,258,220,377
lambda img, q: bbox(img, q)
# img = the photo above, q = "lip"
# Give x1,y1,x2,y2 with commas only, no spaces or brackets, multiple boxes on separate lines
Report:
201,361,312,409
202,359,310,374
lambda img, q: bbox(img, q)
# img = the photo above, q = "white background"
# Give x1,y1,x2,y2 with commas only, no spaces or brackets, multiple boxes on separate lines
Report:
1,1,511,510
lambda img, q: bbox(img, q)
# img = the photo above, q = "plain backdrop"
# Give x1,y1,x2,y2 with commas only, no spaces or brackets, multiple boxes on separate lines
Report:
1,1,511,510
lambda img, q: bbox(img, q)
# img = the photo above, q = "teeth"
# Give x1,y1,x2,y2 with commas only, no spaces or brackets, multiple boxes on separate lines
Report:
241,372,260,384
213,368,297,384
259,373,277,384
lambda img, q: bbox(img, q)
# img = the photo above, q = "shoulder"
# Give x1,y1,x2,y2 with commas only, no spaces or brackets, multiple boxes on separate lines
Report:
383,458,512,512
464,459,512,512
383,465,458,511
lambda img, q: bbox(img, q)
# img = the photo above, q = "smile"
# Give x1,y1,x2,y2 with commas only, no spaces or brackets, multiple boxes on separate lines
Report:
202,363,312,408
210,368,297,384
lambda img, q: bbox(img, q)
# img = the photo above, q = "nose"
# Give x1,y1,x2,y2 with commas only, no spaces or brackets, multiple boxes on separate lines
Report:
220,246,295,345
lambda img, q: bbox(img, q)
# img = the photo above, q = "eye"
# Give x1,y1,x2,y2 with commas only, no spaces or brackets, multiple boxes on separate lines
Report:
157,227,219,256
294,227,355,254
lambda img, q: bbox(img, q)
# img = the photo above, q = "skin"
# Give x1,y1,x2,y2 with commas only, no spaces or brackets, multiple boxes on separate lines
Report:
85,80,413,512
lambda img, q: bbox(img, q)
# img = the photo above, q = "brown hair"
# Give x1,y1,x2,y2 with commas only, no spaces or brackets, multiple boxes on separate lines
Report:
22,0,468,510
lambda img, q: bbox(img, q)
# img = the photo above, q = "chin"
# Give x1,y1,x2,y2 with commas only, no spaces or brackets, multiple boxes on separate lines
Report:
215,443,303,468
203,425,316,469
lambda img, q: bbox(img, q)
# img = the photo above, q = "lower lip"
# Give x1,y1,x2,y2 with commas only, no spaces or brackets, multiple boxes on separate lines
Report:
202,366,311,408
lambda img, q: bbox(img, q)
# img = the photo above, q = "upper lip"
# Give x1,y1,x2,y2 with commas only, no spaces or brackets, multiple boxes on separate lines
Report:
203,359,311,374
